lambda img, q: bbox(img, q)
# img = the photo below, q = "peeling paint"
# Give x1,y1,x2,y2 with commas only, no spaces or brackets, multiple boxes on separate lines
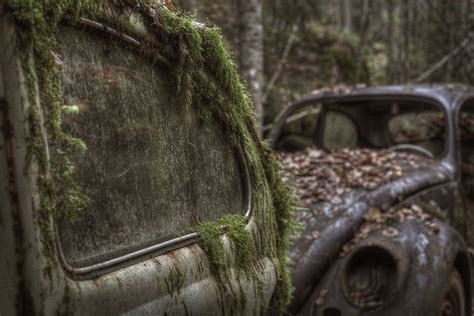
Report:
414,233,429,266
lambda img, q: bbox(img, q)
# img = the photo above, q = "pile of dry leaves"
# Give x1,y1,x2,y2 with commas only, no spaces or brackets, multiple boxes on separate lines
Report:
340,204,439,257
279,147,419,206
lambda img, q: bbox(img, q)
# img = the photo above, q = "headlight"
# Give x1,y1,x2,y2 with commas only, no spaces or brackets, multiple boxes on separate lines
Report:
342,246,400,310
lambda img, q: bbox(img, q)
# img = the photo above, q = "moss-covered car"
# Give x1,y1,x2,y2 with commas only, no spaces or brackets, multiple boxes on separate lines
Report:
0,1,297,314
270,84,474,315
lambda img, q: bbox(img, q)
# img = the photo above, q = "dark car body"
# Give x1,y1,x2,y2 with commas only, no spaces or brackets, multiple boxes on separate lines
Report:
270,84,474,315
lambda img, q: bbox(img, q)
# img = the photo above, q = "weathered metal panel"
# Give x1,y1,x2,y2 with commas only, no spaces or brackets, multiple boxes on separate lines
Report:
66,220,276,315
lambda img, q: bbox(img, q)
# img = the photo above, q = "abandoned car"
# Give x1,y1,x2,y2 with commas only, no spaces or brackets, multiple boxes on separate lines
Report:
270,84,474,315
0,1,296,315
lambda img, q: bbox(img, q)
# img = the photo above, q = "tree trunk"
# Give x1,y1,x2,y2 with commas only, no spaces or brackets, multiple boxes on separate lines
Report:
386,0,395,83
468,0,474,83
341,0,352,33
401,0,410,82
239,0,264,133
355,0,370,82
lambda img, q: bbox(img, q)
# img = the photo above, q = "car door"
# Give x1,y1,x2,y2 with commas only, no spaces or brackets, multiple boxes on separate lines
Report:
0,4,283,315
54,19,277,316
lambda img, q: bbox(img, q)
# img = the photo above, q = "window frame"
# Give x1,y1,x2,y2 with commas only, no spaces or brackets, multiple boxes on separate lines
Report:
273,95,449,159
53,18,252,277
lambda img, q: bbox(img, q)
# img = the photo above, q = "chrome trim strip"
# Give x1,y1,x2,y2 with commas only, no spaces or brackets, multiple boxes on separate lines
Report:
78,17,141,47
240,147,253,218
59,232,199,274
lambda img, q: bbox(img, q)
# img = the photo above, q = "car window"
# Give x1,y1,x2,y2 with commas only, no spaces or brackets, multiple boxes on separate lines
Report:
56,26,246,267
276,104,320,152
318,100,445,156
388,111,444,144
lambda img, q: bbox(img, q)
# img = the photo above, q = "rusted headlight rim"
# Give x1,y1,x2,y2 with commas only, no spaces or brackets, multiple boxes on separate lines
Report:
340,241,410,311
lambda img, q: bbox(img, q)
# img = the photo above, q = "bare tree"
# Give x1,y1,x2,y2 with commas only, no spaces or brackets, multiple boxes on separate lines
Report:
468,0,474,82
239,0,264,133
386,0,395,83
340,0,352,33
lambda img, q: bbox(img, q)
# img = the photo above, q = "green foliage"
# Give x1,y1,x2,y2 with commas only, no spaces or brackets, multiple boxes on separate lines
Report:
193,221,227,280
192,215,258,313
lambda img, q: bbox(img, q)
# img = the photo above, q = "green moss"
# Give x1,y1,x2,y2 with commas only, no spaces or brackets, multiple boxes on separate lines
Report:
6,1,298,314
193,215,256,278
193,221,227,281
7,0,96,234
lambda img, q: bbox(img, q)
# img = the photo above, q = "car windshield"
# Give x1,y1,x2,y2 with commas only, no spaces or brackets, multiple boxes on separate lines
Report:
277,99,446,157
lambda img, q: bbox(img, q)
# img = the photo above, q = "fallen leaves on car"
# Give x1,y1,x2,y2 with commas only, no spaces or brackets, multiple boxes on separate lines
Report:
340,204,439,257
279,147,419,206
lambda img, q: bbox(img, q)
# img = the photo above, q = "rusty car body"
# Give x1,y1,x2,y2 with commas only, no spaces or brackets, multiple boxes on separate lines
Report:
270,84,474,315
0,1,294,315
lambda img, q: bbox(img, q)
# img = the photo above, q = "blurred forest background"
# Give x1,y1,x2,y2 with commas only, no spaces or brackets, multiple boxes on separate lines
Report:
173,0,474,131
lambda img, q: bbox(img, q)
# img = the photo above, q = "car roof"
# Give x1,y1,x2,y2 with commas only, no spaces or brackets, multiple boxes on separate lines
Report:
301,83,474,110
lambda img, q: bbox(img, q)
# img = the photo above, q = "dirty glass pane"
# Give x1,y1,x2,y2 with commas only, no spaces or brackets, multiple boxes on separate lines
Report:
320,100,445,156
55,26,245,267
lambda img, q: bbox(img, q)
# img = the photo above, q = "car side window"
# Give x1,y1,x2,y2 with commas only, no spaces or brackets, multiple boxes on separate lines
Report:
56,26,246,268
459,102,474,199
276,104,320,152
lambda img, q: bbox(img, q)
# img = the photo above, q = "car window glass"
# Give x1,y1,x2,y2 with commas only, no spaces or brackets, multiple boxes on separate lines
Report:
320,101,445,156
276,104,320,152
56,26,245,267
389,111,444,144
322,111,358,150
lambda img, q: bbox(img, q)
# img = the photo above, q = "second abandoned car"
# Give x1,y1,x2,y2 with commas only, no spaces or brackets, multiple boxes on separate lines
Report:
271,84,474,315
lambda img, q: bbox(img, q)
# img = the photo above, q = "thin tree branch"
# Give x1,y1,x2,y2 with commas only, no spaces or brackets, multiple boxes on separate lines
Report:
261,24,298,104
409,38,470,83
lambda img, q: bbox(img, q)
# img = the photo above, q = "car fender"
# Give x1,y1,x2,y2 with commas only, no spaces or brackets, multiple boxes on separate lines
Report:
298,218,471,316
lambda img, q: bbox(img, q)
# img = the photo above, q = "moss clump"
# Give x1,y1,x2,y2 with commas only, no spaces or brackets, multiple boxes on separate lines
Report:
6,1,298,314
6,1,99,284
9,0,95,220
193,221,227,281
194,215,256,279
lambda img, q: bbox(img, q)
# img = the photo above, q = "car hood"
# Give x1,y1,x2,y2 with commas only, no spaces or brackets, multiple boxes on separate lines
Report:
288,159,450,310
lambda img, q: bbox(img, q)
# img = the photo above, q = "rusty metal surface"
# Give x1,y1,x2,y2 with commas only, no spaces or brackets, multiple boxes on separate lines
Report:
289,161,450,311
67,223,277,315
0,4,278,315
299,217,470,315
